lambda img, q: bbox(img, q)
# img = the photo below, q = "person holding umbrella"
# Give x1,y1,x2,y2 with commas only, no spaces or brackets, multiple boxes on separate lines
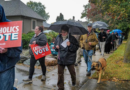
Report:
80,23,98,76
98,27,107,56
54,25,79,90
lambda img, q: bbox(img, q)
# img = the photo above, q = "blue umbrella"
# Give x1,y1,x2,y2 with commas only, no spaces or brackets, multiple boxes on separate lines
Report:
112,29,122,36
110,31,113,34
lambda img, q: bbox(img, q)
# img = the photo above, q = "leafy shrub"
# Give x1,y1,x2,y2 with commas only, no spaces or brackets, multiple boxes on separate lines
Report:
46,35,52,45
22,34,32,49
47,31,59,38
22,31,58,49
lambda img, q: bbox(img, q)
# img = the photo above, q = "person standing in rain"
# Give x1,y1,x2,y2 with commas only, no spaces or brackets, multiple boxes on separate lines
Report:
54,25,79,90
105,30,112,54
73,35,82,66
98,28,107,56
80,23,98,76
119,33,123,45
115,32,119,49
23,26,47,82
111,32,116,51
0,5,22,90
92,28,98,56
106,30,111,37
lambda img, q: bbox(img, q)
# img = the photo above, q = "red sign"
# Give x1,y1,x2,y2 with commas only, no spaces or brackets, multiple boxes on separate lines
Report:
0,21,22,48
30,43,51,60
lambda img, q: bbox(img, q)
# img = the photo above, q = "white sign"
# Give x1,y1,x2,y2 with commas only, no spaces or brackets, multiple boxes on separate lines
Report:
61,39,69,48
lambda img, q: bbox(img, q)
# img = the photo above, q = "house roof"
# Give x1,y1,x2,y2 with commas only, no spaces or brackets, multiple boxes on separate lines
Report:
0,0,45,20
43,22,50,28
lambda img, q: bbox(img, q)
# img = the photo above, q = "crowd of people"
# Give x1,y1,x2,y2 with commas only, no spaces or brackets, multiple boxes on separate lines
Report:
0,5,124,90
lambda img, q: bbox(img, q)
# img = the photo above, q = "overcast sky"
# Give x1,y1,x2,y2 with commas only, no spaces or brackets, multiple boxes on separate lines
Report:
21,0,88,23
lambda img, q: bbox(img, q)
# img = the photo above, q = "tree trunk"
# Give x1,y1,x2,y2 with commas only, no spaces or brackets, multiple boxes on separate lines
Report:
124,28,129,39
124,32,130,63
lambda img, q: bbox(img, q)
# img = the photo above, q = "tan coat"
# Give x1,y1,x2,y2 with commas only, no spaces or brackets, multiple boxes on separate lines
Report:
80,31,98,50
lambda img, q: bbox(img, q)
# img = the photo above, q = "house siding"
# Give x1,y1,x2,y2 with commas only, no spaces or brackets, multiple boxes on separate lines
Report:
6,16,44,33
23,17,31,33
37,20,43,26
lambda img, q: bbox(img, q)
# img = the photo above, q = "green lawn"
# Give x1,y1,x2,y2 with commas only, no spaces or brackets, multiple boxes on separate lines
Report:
91,42,130,81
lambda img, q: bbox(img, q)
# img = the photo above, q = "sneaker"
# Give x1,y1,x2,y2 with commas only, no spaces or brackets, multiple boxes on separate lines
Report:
72,82,76,86
75,63,78,66
23,78,32,83
86,72,91,76
41,75,46,81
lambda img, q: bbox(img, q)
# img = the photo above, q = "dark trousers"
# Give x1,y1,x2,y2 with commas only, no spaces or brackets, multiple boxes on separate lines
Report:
111,44,114,51
57,64,76,90
98,42,101,52
105,42,111,53
29,55,46,79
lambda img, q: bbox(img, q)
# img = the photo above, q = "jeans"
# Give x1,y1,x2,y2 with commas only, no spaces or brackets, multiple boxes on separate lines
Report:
29,55,46,79
119,38,122,45
83,49,93,73
0,67,17,90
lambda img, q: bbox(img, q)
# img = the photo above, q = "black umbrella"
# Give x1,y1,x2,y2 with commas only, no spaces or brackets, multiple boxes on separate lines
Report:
92,21,108,28
48,20,88,35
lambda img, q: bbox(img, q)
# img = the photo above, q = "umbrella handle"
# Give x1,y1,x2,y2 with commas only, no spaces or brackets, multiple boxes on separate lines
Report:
68,28,71,41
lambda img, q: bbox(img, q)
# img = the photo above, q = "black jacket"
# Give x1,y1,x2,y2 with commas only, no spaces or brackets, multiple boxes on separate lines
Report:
115,33,118,39
106,34,113,44
98,32,107,42
107,33,111,38
111,34,116,43
54,34,79,65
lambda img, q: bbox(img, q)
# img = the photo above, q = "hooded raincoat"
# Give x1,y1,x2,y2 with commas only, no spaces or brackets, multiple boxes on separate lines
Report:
0,5,22,73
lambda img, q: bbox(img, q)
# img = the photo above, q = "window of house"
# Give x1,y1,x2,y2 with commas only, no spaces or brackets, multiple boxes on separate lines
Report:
31,19,37,30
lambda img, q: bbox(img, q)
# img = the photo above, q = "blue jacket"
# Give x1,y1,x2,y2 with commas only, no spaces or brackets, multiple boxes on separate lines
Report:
0,5,22,73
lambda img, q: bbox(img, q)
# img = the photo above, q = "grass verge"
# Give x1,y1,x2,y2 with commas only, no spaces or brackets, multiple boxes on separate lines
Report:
91,41,130,81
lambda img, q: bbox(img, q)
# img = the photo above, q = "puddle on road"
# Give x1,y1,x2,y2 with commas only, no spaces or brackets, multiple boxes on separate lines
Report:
15,68,41,85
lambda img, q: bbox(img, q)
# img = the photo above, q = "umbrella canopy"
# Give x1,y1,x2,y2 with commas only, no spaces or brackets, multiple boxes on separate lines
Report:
48,20,88,35
112,29,122,36
99,27,108,30
92,21,109,28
